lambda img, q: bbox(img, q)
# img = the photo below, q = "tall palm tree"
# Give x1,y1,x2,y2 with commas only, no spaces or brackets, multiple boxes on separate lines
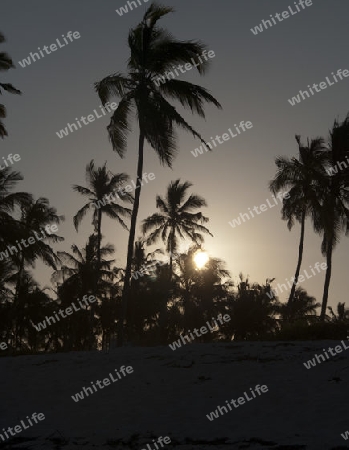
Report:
73,160,132,285
0,31,21,138
313,117,349,320
269,135,327,306
95,3,221,344
142,179,212,279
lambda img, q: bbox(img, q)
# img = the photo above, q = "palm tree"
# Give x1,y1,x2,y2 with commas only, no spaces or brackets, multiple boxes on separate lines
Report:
13,197,64,304
0,168,32,247
12,273,47,350
53,234,115,298
25,286,54,352
269,135,327,306
53,234,117,349
175,245,231,333
7,195,64,349
131,238,163,282
0,259,15,299
73,160,132,288
279,286,320,323
126,239,164,342
95,3,221,344
0,31,21,138
0,168,32,345
229,274,280,340
328,302,349,322
142,179,212,279
0,258,16,345
314,117,349,320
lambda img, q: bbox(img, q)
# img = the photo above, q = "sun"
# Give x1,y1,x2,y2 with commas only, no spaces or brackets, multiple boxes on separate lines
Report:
193,251,209,269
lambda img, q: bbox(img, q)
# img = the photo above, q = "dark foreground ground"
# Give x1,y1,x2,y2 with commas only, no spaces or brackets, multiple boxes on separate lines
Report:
1,341,349,449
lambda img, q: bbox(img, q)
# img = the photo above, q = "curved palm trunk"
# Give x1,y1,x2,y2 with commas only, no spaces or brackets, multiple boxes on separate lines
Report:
320,237,333,320
118,132,145,346
287,209,306,309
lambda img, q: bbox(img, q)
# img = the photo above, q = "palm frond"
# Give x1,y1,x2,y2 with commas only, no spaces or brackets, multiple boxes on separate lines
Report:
94,73,133,104
107,96,133,157
159,80,221,117
73,203,92,231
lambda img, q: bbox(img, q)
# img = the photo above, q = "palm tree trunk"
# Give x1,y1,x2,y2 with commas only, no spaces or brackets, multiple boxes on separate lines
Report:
287,208,306,308
89,210,102,350
118,132,145,346
320,237,333,320
11,254,25,348
97,210,102,273
169,253,173,281
15,254,25,301
169,229,175,282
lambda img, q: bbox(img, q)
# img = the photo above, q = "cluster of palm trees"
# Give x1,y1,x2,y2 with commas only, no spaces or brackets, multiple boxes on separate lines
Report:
0,168,64,349
0,152,233,351
94,3,222,344
270,117,349,320
0,156,343,352
1,3,349,354
70,163,223,347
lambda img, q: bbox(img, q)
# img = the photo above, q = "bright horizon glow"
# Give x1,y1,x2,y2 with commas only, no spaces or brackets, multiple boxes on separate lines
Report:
194,251,209,269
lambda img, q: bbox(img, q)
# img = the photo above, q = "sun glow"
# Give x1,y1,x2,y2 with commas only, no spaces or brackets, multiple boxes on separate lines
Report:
193,251,209,269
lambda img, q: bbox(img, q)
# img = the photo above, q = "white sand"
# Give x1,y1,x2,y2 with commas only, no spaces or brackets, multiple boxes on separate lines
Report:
1,341,349,449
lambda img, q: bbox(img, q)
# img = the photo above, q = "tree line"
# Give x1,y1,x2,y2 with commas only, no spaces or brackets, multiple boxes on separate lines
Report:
1,3,349,354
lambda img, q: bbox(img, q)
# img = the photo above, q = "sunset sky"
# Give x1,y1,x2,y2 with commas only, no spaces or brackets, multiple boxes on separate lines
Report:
2,0,349,308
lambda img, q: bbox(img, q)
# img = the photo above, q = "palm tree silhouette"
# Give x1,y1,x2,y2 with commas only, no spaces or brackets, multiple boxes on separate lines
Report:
0,168,32,244
53,234,116,349
175,245,231,331
14,197,64,300
279,286,320,323
269,135,327,306
328,302,349,322
314,117,349,319
95,3,221,344
0,170,31,261
7,197,64,348
230,274,280,340
0,32,21,138
73,160,132,285
53,234,115,298
131,238,163,282
142,179,212,280
0,168,32,346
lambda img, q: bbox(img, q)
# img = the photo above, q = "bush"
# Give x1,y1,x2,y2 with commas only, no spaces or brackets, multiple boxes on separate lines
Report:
274,320,349,340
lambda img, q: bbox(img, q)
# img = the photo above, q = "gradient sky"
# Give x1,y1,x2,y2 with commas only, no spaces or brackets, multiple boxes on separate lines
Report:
2,0,349,309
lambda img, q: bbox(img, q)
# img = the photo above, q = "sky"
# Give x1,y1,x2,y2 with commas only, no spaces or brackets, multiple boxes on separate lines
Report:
1,0,349,308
